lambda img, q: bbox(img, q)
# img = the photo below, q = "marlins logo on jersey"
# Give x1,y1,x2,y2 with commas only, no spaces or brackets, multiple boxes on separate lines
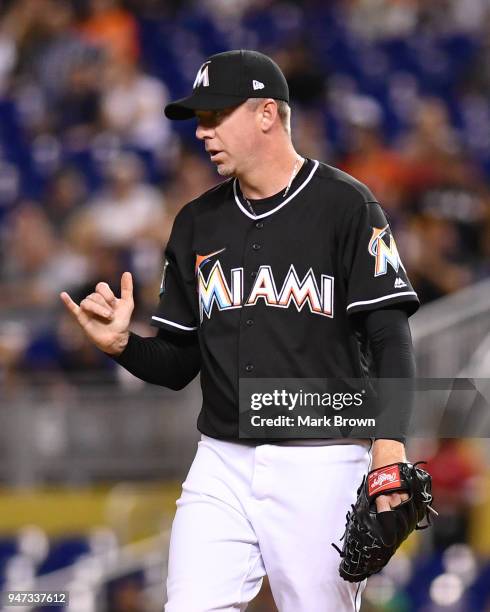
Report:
196,253,334,322
368,225,406,277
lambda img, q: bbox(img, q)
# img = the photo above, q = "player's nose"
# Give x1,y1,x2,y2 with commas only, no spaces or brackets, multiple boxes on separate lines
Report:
195,123,214,140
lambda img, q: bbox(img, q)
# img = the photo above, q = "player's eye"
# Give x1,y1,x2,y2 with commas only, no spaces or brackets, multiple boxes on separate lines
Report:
196,112,219,127
215,107,235,122
196,107,233,128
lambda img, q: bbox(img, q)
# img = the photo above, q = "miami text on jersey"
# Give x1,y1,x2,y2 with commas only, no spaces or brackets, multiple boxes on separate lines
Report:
368,225,406,277
196,260,334,322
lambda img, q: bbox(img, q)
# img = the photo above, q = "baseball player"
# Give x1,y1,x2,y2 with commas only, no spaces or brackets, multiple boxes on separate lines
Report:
61,50,420,611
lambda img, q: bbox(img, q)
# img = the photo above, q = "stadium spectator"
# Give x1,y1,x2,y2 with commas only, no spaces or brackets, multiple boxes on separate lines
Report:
31,2,95,108
273,42,326,106
340,95,411,216
426,439,484,549
0,23,16,95
405,213,474,302
43,167,88,237
0,201,89,310
78,0,140,64
57,54,102,145
347,0,419,39
69,152,167,251
100,56,172,155
400,97,460,193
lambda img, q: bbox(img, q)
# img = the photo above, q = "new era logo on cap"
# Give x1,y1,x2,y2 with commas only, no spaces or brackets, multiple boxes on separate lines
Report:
253,80,265,90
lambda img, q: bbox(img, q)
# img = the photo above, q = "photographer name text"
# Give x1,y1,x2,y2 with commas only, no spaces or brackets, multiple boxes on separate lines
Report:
249,414,376,427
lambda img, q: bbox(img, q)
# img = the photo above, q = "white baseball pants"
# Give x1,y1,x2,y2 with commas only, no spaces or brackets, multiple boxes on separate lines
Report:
165,435,371,612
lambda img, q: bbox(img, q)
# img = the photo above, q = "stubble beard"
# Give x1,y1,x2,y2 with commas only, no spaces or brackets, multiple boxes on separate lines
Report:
215,158,237,178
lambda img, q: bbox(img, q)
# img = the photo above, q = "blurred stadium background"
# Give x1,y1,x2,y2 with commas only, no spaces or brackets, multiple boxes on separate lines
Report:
0,0,489,610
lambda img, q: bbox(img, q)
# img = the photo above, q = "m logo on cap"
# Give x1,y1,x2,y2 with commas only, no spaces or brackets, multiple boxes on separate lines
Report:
193,61,210,89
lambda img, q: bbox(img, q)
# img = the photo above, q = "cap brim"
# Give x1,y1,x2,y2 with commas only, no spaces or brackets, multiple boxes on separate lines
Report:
164,92,248,120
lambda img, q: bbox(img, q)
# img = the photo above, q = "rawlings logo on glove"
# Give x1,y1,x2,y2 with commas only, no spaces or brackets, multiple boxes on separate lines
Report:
368,465,402,496
332,461,437,583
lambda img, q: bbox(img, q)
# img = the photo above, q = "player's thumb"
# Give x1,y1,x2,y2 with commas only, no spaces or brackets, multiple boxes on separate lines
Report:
120,271,134,303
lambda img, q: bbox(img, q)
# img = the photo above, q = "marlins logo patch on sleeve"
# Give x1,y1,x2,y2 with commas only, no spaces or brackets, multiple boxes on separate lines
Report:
368,225,406,277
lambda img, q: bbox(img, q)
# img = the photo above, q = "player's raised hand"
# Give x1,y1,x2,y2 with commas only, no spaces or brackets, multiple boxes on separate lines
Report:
60,271,135,355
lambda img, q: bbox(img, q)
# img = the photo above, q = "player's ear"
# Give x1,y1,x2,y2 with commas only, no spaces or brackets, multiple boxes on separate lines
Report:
260,99,278,132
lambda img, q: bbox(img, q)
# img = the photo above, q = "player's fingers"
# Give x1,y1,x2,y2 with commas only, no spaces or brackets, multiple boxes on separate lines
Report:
80,296,113,320
392,492,409,504
388,493,404,508
375,495,392,513
60,292,81,318
95,281,116,305
86,292,114,311
120,271,133,302
381,492,409,510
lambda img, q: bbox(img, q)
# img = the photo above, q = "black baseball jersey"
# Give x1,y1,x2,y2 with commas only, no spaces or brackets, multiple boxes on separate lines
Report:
151,159,419,438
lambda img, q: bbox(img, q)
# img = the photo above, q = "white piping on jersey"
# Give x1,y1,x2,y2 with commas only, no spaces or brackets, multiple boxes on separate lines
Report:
346,291,418,311
233,160,320,220
151,316,197,331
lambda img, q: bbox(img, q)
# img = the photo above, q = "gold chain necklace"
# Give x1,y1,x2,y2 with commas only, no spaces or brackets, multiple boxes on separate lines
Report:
243,156,304,216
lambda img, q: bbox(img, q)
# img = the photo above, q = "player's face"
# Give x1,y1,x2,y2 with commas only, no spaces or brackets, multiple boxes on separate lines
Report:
195,103,258,177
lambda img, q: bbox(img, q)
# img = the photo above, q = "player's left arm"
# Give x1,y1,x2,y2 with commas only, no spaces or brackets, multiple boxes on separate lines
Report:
360,307,415,512
341,196,420,512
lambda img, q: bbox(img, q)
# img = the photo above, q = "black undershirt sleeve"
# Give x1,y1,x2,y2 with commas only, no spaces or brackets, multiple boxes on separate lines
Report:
113,328,200,391
358,308,416,443
363,308,416,378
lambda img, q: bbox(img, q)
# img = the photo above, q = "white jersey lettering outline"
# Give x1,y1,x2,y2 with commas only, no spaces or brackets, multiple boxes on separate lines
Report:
197,260,334,321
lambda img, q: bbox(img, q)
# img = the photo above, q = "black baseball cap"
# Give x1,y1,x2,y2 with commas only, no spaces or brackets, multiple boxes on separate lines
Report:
164,49,289,120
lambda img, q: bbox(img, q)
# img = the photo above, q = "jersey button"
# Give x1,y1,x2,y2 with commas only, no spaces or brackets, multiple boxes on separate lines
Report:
255,221,264,229
252,243,261,251
250,271,257,278
246,318,254,327
245,363,254,372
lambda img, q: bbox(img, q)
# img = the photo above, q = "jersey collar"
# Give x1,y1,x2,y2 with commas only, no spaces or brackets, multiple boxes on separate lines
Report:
233,159,320,220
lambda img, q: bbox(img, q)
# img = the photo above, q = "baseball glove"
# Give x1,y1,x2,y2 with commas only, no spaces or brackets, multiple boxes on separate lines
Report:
332,461,437,582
